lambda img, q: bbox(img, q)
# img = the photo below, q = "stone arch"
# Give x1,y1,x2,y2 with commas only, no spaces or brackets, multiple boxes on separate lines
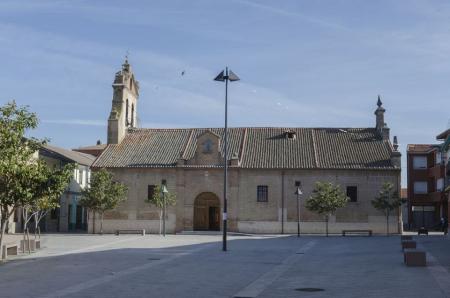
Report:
193,192,221,231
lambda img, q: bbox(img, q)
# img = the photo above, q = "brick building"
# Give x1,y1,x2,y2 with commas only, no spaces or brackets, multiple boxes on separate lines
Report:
407,129,450,230
91,60,402,234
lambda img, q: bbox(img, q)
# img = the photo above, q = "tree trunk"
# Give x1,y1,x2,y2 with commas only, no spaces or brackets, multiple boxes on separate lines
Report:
325,215,329,237
26,228,31,254
92,211,96,234
386,212,390,237
34,213,38,240
159,210,163,235
0,207,8,260
100,212,104,235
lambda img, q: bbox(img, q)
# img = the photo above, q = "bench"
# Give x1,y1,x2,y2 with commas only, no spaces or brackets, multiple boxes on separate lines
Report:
401,235,413,241
116,229,146,236
404,249,426,266
342,230,372,236
418,227,428,235
2,243,18,260
402,240,416,250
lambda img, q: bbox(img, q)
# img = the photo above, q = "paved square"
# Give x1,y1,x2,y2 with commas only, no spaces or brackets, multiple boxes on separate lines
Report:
1,234,449,297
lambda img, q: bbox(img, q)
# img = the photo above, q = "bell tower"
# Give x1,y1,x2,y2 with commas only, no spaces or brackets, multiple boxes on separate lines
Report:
107,59,139,144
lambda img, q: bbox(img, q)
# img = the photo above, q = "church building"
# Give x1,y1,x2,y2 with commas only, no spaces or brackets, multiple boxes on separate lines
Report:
91,60,402,234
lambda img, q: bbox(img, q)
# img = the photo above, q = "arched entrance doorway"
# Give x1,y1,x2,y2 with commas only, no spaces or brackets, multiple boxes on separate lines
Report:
194,192,221,231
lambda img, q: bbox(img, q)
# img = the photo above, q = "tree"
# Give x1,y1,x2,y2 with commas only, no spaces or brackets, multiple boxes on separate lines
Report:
0,101,44,259
30,162,75,239
79,168,128,234
305,182,348,236
146,185,176,235
371,182,401,236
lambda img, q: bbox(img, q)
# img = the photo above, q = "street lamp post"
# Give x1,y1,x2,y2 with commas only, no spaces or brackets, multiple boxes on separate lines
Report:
214,67,240,252
295,185,303,237
161,184,168,237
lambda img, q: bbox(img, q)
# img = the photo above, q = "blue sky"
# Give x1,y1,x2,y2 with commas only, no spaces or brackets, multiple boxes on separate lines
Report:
1,0,450,185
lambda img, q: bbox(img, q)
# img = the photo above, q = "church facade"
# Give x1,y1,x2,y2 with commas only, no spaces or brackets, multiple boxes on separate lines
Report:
91,60,402,234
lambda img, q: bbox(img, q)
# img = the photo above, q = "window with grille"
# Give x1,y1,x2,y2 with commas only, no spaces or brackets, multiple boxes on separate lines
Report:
148,185,156,200
257,185,268,202
346,186,358,202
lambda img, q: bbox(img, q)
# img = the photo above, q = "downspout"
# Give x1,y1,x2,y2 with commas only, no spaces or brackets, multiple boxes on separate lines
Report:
281,171,285,234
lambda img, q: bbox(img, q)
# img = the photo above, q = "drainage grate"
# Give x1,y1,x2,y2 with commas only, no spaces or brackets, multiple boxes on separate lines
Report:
296,252,305,254
147,258,161,261
295,288,324,292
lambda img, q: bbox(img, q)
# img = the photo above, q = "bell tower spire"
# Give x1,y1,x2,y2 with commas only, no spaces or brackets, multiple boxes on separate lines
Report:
107,57,140,144
374,95,389,140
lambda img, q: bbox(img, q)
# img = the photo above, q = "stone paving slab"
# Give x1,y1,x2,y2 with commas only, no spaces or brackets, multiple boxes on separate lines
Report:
0,234,448,298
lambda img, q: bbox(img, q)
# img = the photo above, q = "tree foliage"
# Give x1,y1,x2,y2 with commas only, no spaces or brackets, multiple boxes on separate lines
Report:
80,168,128,234
0,101,45,258
305,182,348,236
371,182,401,236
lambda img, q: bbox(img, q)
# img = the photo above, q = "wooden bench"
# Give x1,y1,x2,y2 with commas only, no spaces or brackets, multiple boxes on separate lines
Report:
404,249,426,266
402,240,416,250
342,230,372,236
2,243,18,260
116,229,146,236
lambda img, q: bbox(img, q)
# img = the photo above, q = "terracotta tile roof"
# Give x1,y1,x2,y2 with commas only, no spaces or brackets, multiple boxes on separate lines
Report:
437,128,450,140
93,127,396,170
407,144,437,153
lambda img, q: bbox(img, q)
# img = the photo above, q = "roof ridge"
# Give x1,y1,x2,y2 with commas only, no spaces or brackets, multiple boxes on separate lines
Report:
311,129,319,168
238,128,248,163
181,129,194,159
130,127,376,131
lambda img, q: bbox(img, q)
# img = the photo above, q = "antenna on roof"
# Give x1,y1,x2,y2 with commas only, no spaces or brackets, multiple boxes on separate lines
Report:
447,118,450,129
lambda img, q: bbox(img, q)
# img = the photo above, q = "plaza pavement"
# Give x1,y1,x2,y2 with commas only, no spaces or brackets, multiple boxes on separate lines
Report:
0,233,449,297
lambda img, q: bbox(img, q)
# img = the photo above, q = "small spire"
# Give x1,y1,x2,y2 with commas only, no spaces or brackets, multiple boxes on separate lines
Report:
393,136,399,151
122,50,130,71
377,95,382,107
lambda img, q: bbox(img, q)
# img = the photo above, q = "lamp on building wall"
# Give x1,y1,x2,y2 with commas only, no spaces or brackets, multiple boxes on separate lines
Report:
294,184,303,237
161,184,168,237
214,67,240,252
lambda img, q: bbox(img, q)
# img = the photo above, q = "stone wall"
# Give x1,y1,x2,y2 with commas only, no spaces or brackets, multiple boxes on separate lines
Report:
93,167,401,234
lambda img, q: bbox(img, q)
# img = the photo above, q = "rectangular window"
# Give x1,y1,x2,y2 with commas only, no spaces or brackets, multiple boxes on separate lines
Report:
346,186,358,202
413,156,427,169
436,152,442,164
414,181,428,194
51,208,58,220
81,170,85,186
148,185,156,200
257,185,268,202
437,178,444,192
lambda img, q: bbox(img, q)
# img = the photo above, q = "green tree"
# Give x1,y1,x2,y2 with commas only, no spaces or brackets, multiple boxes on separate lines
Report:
79,168,128,234
371,182,401,236
146,185,176,235
31,162,76,238
0,101,44,259
305,182,348,236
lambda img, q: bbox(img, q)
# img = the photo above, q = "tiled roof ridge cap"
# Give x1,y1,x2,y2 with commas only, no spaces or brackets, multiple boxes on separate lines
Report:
129,127,376,131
